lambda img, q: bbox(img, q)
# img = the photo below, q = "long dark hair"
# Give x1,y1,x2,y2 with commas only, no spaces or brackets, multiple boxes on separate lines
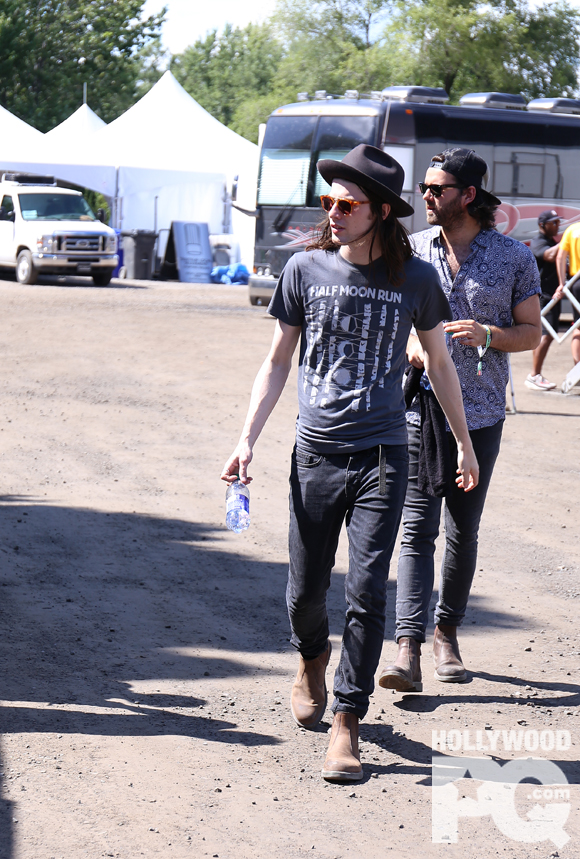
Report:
306,187,413,287
466,194,498,231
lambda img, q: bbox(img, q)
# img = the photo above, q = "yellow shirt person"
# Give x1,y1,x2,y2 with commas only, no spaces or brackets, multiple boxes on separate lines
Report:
556,222,580,366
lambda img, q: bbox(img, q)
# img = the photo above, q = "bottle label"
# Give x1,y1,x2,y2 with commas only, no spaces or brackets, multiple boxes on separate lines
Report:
226,495,249,514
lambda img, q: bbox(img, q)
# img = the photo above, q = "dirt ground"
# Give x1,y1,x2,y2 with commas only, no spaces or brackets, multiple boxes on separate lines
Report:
0,274,579,859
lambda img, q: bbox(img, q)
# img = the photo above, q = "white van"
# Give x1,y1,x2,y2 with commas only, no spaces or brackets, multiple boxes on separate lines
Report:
0,173,118,286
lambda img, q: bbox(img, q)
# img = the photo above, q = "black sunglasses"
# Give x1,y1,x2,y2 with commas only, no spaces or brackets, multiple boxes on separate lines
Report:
418,182,465,197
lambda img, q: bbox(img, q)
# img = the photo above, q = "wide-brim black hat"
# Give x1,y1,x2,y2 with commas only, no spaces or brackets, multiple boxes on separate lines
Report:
317,144,414,218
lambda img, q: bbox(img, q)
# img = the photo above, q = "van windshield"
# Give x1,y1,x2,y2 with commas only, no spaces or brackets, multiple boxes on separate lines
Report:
18,193,96,221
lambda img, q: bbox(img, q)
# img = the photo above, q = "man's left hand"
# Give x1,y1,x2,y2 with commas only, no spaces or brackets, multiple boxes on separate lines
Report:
444,319,487,347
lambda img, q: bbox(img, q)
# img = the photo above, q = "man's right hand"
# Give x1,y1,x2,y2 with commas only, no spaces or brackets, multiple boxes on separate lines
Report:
553,284,565,302
407,333,425,368
221,442,253,485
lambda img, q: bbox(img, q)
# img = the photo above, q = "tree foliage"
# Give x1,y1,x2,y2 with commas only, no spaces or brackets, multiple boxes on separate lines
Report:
3,0,578,140
384,0,580,101
171,23,284,132
0,0,165,131
170,0,580,143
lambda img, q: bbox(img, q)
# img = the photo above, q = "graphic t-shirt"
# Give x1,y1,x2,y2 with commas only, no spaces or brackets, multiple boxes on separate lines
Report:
268,249,451,453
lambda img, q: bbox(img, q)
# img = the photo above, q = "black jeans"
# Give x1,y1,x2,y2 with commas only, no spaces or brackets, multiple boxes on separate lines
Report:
287,443,409,719
395,420,504,642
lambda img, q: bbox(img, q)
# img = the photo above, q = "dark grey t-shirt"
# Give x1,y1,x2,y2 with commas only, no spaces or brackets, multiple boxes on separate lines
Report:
268,249,451,453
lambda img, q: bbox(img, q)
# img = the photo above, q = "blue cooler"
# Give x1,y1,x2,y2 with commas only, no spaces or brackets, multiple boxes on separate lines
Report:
112,229,123,278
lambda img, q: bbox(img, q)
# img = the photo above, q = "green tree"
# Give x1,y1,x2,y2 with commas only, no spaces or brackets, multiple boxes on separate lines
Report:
382,0,580,101
167,0,580,144
0,0,166,131
272,0,392,96
134,36,171,99
171,22,283,131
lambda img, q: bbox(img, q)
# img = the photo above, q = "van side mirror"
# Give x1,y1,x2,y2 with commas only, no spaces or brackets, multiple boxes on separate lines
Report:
231,175,238,203
97,208,107,223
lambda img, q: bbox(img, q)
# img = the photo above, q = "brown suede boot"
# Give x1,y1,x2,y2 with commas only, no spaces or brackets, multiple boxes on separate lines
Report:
433,624,467,682
378,637,423,692
321,712,363,782
290,641,332,728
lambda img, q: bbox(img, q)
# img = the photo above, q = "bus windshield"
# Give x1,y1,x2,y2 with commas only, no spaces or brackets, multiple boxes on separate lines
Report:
258,116,317,206
312,115,377,199
258,113,377,207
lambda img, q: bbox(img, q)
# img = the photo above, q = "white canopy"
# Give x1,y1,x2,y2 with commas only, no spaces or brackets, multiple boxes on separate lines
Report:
0,73,259,264
0,104,44,145
94,72,258,259
0,105,117,197
45,103,107,142
97,71,258,181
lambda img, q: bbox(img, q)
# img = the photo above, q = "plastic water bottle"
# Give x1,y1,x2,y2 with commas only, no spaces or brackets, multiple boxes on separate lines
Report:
225,479,250,533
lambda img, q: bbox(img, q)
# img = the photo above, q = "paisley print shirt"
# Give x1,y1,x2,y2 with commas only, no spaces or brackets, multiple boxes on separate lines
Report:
410,227,540,430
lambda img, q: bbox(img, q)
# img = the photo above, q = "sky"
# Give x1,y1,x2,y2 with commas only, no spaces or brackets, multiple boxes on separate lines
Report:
144,0,580,56
142,0,278,55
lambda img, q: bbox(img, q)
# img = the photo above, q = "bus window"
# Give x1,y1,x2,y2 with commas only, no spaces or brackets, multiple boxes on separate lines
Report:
382,145,414,191
312,115,377,198
258,116,317,206
493,151,561,198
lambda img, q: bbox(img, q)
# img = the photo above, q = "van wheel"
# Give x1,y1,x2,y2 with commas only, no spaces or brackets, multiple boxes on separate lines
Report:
92,271,113,286
16,250,37,284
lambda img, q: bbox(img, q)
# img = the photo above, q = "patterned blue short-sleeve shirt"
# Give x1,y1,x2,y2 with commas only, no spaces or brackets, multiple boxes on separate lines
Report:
411,227,541,430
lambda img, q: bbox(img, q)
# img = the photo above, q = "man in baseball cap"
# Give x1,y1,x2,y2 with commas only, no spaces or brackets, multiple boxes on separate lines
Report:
526,210,562,390
379,146,541,694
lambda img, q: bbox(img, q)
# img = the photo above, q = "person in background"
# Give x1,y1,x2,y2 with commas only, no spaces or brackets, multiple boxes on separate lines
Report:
556,219,580,367
525,210,562,390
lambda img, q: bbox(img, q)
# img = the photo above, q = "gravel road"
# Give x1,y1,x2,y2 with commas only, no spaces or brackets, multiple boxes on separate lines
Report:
0,276,578,859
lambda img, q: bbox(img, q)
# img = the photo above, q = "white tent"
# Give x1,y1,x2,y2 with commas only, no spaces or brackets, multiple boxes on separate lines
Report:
97,71,257,180
45,103,106,142
0,73,259,265
93,72,259,259
0,106,118,197
0,104,44,145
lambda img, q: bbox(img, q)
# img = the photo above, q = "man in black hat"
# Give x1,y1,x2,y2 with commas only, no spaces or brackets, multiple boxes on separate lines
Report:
222,144,478,782
526,209,562,390
379,148,541,694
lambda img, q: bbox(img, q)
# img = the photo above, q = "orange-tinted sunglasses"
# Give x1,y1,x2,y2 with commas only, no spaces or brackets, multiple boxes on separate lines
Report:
320,195,371,215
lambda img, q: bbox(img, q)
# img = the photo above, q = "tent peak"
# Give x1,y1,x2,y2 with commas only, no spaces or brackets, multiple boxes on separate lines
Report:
46,103,106,139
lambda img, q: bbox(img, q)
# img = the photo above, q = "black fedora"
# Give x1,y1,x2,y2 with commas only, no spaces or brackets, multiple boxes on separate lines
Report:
317,144,414,218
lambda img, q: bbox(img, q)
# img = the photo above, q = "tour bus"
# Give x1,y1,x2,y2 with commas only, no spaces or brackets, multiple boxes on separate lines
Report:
246,86,580,306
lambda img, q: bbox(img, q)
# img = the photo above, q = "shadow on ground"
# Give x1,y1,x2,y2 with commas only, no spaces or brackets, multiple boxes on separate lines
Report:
0,496,539,856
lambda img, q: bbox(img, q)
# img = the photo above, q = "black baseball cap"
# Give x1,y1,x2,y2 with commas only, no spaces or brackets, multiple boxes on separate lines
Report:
428,147,501,206
538,209,560,225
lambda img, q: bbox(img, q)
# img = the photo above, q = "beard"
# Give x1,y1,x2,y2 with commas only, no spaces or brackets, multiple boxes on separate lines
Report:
425,193,465,230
